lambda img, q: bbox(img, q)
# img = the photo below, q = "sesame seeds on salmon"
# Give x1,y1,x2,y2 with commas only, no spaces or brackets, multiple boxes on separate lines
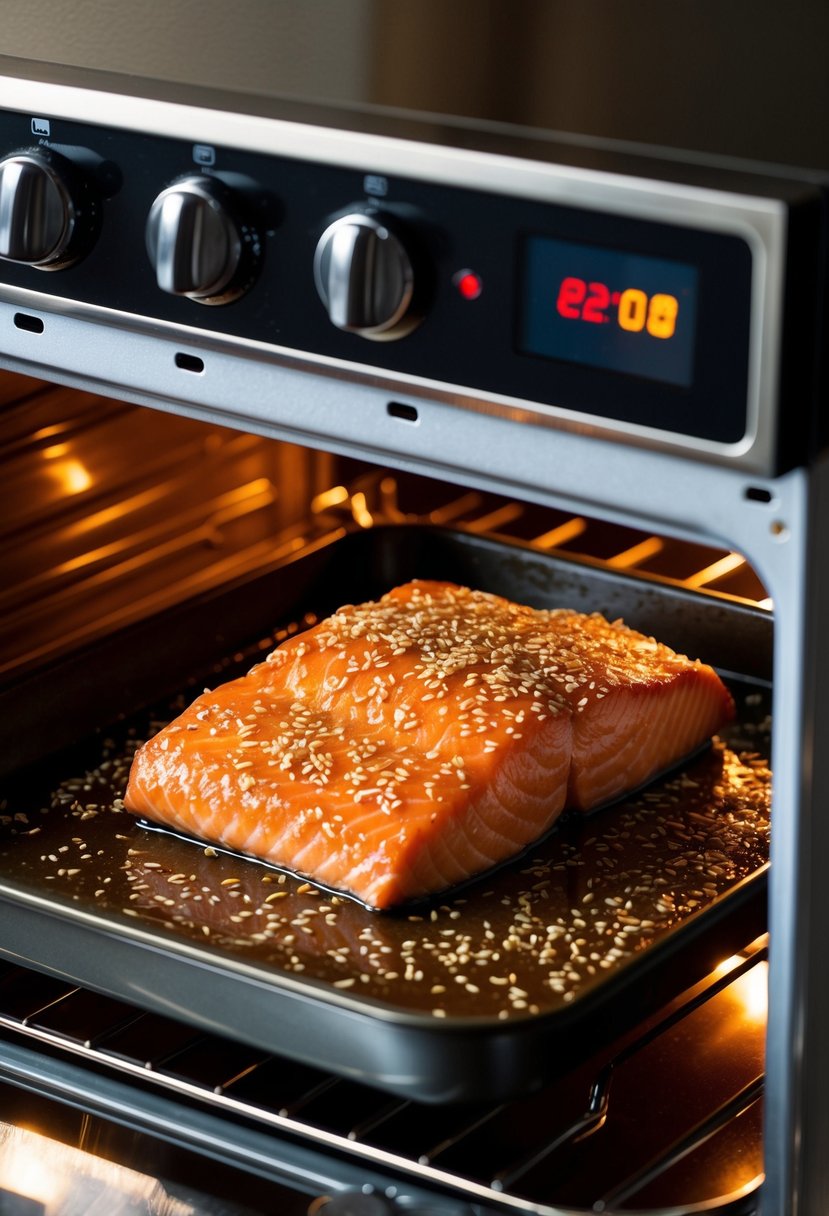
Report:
123,581,734,909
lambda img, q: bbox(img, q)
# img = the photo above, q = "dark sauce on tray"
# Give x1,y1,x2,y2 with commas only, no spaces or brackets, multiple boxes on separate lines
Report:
0,685,770,1021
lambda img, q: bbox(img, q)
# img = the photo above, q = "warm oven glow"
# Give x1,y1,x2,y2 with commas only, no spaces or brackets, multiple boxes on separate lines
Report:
0,1123,198,1214
0,1128,67,1208
715,953,769,1025
42,442,93,495
733,960,769,1024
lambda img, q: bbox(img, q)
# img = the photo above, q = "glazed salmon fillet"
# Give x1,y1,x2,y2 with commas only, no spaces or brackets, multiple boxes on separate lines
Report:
124,581,734,909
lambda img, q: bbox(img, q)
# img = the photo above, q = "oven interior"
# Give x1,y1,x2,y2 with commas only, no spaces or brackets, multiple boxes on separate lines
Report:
0,370,772,1214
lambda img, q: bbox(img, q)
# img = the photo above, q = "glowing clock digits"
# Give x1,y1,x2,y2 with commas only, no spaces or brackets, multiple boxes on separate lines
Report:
521,235,699,388
646,293,679,339
556,276,586,318
557,279,680,341
617,288,648,333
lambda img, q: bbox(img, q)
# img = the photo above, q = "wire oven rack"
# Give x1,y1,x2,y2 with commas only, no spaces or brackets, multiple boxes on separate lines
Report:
1,385,770,693
0,938,765,1214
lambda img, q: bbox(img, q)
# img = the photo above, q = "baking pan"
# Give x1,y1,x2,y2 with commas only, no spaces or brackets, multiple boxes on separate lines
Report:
0,525,771,1103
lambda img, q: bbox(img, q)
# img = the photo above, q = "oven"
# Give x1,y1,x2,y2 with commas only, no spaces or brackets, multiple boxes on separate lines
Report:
0,9,827,1215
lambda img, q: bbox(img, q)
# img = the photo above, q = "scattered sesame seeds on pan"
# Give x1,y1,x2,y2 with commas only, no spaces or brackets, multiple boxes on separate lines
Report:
0,673,770,1021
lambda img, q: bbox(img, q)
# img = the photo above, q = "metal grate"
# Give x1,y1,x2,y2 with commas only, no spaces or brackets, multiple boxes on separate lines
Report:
1,383,772,1213
0,381,771,686
315,468,771,610
0,940,766,1213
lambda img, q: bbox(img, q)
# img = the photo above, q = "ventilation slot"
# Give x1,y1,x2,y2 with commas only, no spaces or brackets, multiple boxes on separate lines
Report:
175,352,205,374
387,401,419,423
744,486,774,504
14,312,44,334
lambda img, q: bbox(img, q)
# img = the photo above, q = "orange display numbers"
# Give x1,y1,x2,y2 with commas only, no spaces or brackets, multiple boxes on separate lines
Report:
646,293,679,339
617,288,648,332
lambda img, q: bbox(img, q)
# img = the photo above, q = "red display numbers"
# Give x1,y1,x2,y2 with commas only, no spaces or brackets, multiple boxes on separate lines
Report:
556,276,586,319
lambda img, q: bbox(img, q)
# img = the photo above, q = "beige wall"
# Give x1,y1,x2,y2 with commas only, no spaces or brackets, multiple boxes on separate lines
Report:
0,0,373,102
370,3,828,169
0,0,825,169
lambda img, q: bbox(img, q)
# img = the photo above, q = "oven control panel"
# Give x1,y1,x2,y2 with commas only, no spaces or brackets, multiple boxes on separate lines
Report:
0,102,819,473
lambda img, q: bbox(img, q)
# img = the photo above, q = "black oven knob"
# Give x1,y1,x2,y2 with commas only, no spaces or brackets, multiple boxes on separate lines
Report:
314,211,416,339
0,149,100,269
145,176,260,305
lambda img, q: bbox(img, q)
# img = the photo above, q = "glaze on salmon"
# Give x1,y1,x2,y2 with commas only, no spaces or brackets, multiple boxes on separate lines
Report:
124,581,734,909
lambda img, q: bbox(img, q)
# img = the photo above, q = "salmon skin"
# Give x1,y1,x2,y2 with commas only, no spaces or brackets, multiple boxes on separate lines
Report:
124,581,734,910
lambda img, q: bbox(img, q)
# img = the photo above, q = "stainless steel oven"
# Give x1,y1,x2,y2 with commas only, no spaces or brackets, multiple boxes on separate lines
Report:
0,7,827,1214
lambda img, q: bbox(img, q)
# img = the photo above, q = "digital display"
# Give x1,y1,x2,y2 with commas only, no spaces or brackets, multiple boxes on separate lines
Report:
519,236,699,388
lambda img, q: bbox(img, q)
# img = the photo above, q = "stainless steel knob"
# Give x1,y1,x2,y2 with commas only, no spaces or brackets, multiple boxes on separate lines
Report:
314,212,415,339
0,152,92,269
146,176,257,304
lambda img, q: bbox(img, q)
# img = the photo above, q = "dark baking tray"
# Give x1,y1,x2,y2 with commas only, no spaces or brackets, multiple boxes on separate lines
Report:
0,525,772,1103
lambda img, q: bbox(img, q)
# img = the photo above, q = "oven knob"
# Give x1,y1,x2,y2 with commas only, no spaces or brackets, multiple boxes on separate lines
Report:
145,176,259,305
314,212,416,339
0,149,100,269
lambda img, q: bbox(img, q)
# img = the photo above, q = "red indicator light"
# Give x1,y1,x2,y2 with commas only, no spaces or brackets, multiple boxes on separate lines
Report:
454,269,483,300
611,291,621,305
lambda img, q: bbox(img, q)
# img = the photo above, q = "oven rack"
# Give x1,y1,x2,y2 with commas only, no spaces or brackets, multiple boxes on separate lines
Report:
0,943,766,1215
314,466,771,610
3,381,771,696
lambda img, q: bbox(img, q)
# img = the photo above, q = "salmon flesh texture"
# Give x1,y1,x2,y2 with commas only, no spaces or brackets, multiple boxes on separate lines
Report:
124,581,734,909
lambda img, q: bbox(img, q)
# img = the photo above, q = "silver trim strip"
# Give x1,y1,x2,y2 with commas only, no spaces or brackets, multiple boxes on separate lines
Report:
0,296,782,514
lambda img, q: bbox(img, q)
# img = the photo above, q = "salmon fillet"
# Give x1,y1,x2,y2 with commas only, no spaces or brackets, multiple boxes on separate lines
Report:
124,581,734,909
